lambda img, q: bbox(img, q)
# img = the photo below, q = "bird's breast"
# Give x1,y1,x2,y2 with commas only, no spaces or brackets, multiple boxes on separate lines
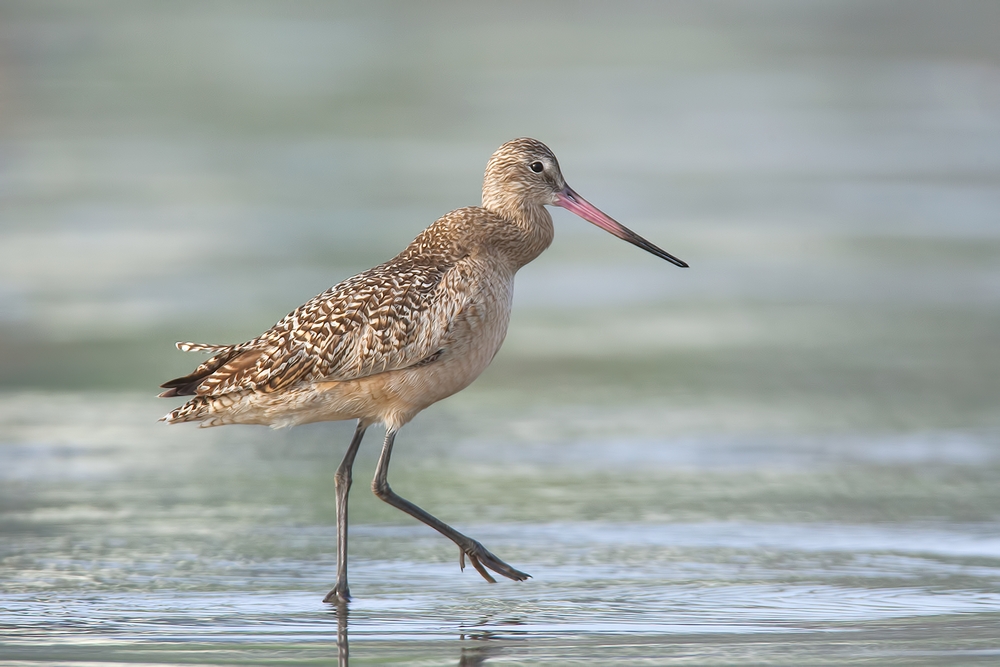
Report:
397,267,514,401
307,267,515,431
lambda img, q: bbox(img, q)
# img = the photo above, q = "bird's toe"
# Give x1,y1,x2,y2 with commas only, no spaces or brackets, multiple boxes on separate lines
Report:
459,540,530,583
323,584,351,604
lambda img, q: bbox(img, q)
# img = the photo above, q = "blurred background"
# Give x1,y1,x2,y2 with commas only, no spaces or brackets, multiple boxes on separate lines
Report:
1,0,998,433
2,1,999,663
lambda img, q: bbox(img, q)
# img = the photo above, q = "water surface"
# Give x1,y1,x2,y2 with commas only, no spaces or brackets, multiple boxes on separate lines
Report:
2,395,999,664
2,1,1000,664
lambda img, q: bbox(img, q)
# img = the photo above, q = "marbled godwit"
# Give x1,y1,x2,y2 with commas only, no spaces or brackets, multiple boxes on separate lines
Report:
160,138,687,602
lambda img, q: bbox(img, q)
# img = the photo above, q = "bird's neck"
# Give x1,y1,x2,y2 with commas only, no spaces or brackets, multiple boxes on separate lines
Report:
485,200,554,270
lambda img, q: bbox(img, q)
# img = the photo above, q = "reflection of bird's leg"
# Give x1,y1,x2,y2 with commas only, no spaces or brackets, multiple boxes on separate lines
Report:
335,601,349,667
371,429,531,583
459,644,495,667
324,421,368,604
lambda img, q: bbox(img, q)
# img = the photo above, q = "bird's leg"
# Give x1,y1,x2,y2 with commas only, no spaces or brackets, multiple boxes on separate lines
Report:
324,421,368,604
371,428,530,583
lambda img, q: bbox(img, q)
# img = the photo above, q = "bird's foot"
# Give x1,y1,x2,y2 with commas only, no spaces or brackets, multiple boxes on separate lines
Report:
458,539,530,583
323,582,351,604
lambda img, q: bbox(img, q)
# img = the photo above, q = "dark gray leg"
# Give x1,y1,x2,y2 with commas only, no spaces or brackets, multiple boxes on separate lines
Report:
371,428,530,583
324,421,368,603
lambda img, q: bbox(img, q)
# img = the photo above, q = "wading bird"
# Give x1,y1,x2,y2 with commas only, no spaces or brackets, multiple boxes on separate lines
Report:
160,138,687,602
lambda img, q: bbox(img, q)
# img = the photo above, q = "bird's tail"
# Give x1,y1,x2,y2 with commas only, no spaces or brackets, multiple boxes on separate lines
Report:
160,396,212,424
159,342,240,398
160,391,250,427
175,341,230,353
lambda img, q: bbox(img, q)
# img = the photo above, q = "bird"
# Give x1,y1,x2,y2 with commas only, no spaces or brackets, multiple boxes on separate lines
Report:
159,138,688,603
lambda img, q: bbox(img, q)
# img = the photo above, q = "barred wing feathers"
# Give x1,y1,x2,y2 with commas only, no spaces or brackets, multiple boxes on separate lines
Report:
160,258,474,398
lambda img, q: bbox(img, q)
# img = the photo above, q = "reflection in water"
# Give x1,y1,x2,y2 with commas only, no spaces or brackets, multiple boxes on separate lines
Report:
332,603,501,666
333,602,349,667
458,644,497,667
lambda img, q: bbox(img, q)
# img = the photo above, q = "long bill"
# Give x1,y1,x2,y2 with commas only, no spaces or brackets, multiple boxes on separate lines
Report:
553,186,688,268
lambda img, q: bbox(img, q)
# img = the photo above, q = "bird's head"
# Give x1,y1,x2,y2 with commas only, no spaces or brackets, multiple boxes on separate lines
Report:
482,137,566,211
483,138,688,267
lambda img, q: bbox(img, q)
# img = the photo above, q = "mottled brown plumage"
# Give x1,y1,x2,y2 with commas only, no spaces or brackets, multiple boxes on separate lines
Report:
160,137,687,602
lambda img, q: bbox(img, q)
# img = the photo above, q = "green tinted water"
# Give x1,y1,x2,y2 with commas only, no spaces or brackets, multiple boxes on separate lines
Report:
2,396,1000,664
2,1,1000,664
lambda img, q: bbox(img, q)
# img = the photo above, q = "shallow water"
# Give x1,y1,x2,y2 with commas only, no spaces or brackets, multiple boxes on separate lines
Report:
2,396,999,664
3,0,1000,664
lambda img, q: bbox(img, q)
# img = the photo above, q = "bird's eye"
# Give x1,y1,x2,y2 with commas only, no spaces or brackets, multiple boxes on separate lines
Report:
530,161,544,173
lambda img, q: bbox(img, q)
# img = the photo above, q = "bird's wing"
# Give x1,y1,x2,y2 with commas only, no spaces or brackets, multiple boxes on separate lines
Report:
161,257,476,397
